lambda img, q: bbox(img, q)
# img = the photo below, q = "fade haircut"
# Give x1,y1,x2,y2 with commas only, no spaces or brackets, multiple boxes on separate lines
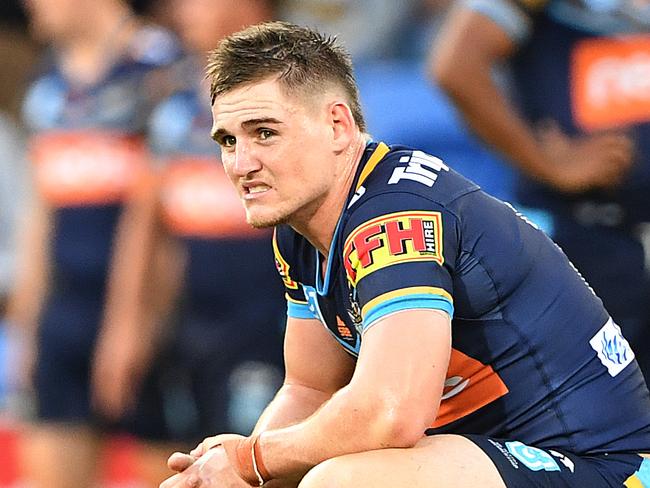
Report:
206,21,366,132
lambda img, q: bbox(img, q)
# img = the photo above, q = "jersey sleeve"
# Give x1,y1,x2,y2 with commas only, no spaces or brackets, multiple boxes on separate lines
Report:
462,0,550,44
342,193,459,331
272,227,318,320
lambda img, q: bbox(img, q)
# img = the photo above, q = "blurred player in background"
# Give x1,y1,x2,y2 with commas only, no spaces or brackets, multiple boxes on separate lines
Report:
432,2,650,381
100,0,285,449
5,0,183,485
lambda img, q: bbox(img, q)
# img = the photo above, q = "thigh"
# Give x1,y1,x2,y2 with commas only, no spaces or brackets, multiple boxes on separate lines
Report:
298,434,506,488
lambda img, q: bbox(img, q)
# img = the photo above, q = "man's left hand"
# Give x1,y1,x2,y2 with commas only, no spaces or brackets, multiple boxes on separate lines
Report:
160,439,252,488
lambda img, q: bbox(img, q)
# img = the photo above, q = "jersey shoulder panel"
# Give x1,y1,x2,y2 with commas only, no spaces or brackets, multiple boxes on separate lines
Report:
273,225,320,321
273,225,306,291
354,144,480,210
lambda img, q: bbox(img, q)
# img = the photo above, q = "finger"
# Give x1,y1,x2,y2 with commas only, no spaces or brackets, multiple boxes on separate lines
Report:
190,435,224,457
185,474,202,487
595,134,634,160
168,452,197,472
160,472,184,488
190,444,204,458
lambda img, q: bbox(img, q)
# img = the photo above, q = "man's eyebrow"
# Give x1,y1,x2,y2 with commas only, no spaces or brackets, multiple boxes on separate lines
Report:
241,117,283,128
211,127,227,141
211,118,284,141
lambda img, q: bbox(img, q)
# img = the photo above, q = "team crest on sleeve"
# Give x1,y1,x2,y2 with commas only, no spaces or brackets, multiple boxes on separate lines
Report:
343,211,444,286
272,229,298,290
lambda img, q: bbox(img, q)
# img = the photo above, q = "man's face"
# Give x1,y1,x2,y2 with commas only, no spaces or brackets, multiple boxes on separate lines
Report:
212,77,337,228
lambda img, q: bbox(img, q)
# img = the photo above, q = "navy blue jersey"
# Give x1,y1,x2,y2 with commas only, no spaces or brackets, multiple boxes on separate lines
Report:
465,0,650,223
23,25,181,300
148,59,284,335
274,141,650,454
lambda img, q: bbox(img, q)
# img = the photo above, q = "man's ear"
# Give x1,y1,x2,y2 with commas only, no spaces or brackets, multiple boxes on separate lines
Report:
330,101,356,152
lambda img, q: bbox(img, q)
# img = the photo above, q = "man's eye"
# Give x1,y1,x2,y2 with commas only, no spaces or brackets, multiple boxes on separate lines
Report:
259,129,274,140
221,135,236,147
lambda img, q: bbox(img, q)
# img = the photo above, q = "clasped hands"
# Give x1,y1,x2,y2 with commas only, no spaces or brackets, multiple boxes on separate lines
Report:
160,434,253,488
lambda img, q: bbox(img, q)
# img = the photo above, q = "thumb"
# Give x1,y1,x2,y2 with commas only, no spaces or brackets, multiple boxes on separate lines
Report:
168,452,198,473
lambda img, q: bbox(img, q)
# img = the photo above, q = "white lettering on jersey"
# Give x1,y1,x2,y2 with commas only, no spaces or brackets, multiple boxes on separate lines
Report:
347,185,366,208
388,151,449,187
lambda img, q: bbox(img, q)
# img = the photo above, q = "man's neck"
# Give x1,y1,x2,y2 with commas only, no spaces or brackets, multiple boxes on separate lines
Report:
292,133,369,257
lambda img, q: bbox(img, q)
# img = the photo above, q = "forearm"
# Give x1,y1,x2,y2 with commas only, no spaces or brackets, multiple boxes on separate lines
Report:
431,9,553,184
6,203,50,335
258,382,427,482
437,64,551,182
252,383,332,434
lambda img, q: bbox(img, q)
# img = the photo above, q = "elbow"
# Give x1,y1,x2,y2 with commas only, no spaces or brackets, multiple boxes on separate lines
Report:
429,54,453,92
428,42,465,94
366,403,432,449
429,48,488,105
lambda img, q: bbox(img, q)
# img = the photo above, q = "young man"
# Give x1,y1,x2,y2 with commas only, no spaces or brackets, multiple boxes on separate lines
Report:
161,21,650,488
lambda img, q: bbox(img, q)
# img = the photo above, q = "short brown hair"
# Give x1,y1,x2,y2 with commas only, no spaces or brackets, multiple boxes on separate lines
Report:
206,21,366,131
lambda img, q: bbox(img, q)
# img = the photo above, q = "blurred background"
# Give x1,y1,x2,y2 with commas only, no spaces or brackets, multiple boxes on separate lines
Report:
0,0,515,486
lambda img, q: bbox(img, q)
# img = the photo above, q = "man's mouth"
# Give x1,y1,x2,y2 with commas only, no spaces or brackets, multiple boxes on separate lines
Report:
244,183,271,197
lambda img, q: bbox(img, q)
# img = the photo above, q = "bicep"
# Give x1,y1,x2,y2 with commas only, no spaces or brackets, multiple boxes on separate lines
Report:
283,316,355,395
352,309,451,426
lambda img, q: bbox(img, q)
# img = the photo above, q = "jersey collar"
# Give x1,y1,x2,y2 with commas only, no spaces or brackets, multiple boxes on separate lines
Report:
314,141,391,296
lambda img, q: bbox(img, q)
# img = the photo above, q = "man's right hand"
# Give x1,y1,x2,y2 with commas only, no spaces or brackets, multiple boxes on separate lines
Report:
537,122,635,193
167,433,244,473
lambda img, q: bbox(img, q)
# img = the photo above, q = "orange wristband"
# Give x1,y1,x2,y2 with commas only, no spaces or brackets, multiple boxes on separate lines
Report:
221,435,271,486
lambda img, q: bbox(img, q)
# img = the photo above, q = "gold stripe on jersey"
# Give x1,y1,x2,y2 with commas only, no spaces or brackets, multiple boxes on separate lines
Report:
356,142,390,191
273,228,299,290
361,286,453,319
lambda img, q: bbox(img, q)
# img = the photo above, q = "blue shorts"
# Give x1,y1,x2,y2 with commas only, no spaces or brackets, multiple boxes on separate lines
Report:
465,434,649,487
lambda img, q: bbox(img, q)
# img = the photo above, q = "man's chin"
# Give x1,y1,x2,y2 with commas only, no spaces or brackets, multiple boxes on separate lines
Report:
246,211,288,229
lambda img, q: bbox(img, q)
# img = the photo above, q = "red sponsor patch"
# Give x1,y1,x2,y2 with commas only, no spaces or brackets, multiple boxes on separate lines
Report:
343,211,443,286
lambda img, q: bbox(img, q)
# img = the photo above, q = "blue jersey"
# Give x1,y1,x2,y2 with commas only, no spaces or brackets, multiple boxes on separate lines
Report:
465,0,650,224
274,141,650,454
148,59,284,337
23,26,180,303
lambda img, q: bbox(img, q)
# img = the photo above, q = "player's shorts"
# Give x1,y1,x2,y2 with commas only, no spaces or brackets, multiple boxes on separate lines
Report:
464,434,650,487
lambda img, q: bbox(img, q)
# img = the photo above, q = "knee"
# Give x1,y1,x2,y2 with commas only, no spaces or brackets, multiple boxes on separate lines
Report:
298,457,355,488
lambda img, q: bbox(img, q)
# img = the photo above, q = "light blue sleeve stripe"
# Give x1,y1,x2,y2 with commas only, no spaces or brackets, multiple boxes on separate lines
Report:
635,458,650,485
287,300,318,319
363,294,454,331
463,0,533,44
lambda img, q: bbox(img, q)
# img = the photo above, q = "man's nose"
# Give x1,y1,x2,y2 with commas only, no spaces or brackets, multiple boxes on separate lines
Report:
232,141,261,176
